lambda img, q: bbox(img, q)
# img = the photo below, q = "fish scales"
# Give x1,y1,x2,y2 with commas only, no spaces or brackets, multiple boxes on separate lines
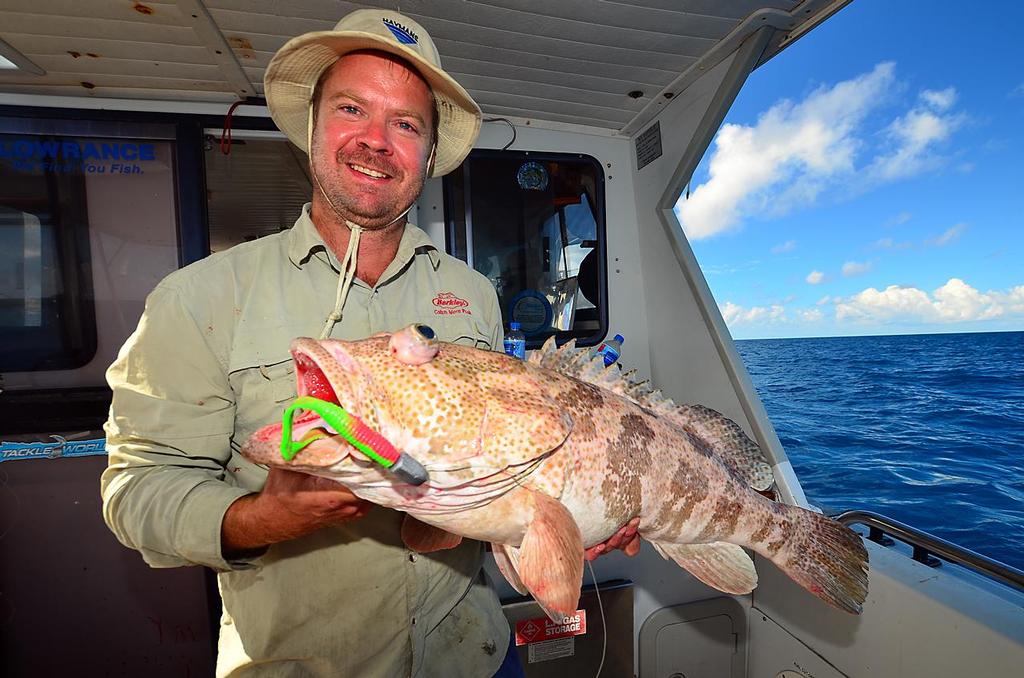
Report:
242,326,868,621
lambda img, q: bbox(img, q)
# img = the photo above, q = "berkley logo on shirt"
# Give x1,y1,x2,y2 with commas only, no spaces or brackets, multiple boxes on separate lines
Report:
432,292,471,315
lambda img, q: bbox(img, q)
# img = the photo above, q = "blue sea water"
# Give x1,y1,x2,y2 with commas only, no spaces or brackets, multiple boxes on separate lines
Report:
735,331,1024,572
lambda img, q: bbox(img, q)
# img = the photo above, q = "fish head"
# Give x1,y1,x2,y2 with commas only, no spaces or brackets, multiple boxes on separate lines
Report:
241,324,573,505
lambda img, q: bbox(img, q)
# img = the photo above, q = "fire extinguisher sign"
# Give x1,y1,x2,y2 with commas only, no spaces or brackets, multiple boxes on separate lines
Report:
514,610,587,646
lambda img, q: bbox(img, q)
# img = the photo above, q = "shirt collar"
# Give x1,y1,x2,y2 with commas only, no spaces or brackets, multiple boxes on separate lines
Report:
287,203,442,276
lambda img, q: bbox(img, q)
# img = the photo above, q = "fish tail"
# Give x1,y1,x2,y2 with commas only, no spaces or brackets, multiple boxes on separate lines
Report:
758,506,869,614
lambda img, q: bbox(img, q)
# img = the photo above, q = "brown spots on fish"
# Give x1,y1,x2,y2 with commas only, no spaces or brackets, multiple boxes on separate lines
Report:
697,495,743,541
554,383,604,440
750,511,776,544
681,426,714,458
766,517,794,555
563,380,606,410
601,413,655,521
647,456,708,536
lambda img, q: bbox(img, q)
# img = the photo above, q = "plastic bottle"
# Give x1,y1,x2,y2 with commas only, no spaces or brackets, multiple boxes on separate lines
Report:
595,333,624,366
503,322,526,360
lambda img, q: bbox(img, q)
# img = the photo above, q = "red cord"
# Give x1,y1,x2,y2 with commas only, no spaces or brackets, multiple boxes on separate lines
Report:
220,100,244,155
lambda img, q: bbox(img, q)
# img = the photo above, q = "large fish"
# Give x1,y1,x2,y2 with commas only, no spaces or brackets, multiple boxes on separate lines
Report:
242,324,868,619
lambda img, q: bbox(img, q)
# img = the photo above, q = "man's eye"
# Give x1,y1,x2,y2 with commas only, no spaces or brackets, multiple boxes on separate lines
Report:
339,104,360,115
396,121,419,133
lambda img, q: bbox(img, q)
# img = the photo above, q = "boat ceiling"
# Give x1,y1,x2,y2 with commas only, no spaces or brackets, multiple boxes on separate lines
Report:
0,0,843,134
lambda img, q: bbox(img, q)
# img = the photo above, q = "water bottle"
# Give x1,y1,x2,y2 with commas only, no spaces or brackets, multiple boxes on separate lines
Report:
503,322,526,360
596,333,624,366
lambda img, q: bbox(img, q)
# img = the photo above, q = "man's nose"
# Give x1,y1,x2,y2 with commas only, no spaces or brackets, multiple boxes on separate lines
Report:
356,117,392,153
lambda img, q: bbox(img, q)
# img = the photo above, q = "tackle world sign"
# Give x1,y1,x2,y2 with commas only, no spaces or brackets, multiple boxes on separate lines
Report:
0,436,107,463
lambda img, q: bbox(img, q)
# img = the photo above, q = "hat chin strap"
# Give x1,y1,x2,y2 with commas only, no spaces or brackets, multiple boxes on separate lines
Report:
308,103,435,340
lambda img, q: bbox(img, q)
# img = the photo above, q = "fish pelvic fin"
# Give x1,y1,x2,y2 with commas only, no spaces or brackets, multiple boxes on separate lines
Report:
652,541,757,594
758,506,869,614
492,543,528,595
518,490,584,622
400,515,464,553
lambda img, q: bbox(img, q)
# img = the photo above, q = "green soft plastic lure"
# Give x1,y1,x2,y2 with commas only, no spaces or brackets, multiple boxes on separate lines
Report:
280,396,428,485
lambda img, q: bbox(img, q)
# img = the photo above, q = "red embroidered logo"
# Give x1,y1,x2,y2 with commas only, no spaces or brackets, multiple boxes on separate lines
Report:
432,292,471,315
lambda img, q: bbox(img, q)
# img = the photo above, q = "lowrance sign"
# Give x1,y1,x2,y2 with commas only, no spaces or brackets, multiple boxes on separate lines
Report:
0,138,157,175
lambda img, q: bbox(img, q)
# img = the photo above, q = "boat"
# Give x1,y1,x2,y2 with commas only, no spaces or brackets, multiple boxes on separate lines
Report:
1,1,1021,676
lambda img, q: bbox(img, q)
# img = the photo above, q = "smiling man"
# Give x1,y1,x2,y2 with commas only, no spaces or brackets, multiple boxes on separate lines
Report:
102,9,636,678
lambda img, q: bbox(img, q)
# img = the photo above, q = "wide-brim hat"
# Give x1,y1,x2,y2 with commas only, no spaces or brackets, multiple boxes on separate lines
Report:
264,9,481,177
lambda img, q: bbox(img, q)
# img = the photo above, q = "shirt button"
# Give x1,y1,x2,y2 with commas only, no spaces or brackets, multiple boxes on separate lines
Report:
408,553,418,563
411,616,417,626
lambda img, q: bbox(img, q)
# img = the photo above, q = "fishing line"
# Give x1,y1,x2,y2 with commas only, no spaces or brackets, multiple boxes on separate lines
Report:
586,559,607,677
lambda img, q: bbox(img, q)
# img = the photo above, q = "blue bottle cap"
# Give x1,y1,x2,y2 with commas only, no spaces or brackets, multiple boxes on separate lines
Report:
614,334,624,342
510,322,521,330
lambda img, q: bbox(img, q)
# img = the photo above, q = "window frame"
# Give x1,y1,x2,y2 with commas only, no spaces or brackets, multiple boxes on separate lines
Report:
442,148,609,349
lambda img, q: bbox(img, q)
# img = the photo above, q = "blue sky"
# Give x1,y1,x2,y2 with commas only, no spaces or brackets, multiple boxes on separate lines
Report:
675,1,1024,339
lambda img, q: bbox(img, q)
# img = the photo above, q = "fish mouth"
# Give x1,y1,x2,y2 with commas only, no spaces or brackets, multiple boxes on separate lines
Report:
282,338,377,469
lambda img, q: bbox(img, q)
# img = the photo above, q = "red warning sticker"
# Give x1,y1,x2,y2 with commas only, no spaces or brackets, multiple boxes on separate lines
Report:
514,611,587,646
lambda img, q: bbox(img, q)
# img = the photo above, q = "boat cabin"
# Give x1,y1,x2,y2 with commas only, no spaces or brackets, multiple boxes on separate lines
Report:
1,1,1022,676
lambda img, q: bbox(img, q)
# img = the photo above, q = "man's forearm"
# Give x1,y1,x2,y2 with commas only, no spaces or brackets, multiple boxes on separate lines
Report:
221,468,372,560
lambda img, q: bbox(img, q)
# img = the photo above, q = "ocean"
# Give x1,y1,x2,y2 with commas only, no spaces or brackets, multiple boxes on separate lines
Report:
735,330,1024,572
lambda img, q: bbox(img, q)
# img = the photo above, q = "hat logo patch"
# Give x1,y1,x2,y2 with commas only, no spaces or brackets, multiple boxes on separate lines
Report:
382,18,418,45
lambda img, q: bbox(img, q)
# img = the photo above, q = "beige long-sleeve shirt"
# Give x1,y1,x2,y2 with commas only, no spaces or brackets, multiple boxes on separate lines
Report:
102,205,509,677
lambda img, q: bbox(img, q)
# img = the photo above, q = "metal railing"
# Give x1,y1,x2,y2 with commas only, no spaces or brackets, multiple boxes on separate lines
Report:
833,509,1024,594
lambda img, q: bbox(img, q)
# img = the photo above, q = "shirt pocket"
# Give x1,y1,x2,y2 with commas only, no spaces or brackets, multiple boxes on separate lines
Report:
229,358,297,445
432,315,496,350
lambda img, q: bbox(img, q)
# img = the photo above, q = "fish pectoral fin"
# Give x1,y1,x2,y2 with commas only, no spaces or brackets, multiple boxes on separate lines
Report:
400,515,464,553
517,491,584,621
492,543,528,595
652,541,758,594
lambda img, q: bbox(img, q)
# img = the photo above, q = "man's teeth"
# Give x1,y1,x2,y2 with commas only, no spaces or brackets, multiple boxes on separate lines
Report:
350,164,388,178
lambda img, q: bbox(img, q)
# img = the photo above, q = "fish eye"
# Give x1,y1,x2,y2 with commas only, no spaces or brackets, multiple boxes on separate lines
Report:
415,324,436,340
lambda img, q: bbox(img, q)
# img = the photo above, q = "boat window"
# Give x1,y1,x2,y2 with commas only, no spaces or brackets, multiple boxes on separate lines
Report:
0,125,178,388
444,151,607,347
202,132,312,252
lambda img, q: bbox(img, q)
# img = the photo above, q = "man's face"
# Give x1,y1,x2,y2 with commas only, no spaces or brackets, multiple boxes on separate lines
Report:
310,52,435,230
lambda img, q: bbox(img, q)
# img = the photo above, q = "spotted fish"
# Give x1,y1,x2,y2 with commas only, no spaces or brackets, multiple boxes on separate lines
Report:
241,325,868,620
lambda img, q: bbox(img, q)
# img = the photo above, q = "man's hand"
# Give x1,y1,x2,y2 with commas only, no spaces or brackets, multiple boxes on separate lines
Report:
222,467,371,558
584,517,641,561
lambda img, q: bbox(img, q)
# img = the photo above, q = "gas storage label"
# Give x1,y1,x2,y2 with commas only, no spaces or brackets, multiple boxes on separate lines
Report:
514,610,587,645
0,436,107,463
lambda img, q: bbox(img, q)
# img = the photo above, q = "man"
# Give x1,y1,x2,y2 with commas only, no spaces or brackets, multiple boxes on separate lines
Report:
102,9,637,677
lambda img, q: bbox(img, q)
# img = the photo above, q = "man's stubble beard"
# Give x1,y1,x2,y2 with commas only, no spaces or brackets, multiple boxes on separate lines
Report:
312,144,428,231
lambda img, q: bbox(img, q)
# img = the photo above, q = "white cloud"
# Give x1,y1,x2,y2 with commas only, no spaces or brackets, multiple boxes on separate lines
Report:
676,62,896,239
872,236,913,250
798,309,824,322
816,295,832,306
842,260,873,277
720,301,786,326
771,240,797,254
886,211,912,226
806,270,825,285
927,223,966,246
921,87,957,110
835,278,1023,323
1010,83,1024,98
866,88,964,181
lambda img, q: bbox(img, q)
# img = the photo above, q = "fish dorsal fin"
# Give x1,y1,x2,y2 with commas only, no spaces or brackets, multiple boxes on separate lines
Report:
670,404,775,491
532,338,773,491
